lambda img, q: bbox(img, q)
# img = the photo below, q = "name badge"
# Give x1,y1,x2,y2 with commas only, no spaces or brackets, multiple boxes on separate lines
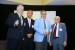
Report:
59,28,62,31
32,25,34,28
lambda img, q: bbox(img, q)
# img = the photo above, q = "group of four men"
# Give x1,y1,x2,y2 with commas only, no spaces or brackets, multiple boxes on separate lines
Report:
6,5,67,50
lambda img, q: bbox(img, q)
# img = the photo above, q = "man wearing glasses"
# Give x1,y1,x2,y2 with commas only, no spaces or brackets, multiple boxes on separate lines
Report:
49,16,67,50
34,10,51,50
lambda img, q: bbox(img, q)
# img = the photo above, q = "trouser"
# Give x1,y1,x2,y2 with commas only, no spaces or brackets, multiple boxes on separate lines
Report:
6,38,23,50
35,36,47,50
53,38,64,50
22,38,34,50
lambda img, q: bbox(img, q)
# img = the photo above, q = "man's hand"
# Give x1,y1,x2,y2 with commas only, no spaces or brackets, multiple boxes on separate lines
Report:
49,42,52,46
27,34,33,38
14,20,19,26
63,41,67,47
44,30,50,35
46,30,50,34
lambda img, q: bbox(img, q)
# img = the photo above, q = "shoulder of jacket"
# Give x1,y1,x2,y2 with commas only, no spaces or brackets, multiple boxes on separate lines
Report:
60,22,65,25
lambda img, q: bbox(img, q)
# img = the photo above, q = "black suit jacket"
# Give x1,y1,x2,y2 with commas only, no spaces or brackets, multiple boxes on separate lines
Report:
6,13,25,39
24,18,35,39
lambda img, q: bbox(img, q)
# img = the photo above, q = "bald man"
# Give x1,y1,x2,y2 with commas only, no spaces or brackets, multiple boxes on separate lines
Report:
49,16,67,50
6,5,25,50
22,10,35,50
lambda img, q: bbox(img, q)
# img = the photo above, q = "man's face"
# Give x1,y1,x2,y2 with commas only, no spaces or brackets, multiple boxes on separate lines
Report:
17,6,24,15
55,17,60,24
27,11,33,18
41,11,46,19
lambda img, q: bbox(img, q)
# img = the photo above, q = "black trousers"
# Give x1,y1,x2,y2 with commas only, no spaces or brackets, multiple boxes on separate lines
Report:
35,36,47,50
22,38,34,50
6,38,23,50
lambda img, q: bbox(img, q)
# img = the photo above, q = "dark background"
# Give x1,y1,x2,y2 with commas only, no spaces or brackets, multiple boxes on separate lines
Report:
0,4,75,50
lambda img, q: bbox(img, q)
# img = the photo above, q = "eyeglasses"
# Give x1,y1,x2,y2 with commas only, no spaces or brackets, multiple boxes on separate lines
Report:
55,19,59,20
41,14,46,15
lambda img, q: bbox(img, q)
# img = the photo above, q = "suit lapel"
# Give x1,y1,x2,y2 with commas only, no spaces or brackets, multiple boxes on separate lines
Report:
22,16,24,25
29,19,33,28
30,19,33,28
58,23,62,36
53,24,55,30
16,13,20,20
26,18,30,28
59,23,62,29
16,13,21,25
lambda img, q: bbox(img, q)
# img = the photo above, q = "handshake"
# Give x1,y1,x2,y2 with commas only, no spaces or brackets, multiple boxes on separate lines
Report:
43,29,50,35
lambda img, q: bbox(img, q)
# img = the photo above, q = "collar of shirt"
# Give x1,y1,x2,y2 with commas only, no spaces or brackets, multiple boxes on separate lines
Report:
54,23,59,30
27,17,31,21
41,18,46,21
55,23,59,26
17,12,22,18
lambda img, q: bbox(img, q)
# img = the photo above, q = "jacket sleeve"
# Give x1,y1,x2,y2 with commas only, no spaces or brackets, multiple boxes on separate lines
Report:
63,23,67,41
50,25,54,44
6,13,17,28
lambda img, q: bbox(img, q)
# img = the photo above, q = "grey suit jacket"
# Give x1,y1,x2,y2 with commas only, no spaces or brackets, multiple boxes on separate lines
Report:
50,23,67,44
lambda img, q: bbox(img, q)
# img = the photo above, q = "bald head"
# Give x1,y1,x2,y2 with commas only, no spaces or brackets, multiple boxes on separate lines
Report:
27,10,33,19
16,5,24,15
54,16,61,24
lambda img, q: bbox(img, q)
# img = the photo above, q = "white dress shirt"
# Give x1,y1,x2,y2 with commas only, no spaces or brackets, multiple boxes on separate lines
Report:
27,18,31,27
54,23,59,37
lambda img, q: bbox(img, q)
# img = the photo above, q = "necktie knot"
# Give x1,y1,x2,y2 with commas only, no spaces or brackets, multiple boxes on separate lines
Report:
55,23,57,26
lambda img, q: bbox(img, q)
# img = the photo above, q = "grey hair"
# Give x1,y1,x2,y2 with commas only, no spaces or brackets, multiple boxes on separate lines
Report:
16,5,24,10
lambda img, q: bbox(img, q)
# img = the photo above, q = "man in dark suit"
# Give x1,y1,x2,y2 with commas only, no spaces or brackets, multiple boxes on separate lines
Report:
6,5,25,50
22,10,35,50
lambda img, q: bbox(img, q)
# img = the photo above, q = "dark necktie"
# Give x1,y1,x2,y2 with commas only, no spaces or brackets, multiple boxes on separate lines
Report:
43,20,46,29
53,24,57,39
43,20,47,41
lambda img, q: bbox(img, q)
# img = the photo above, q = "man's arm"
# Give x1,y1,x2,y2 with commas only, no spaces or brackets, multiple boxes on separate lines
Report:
6,13,16,28
62,23,67,47
63,23,67,41
50,25,53,44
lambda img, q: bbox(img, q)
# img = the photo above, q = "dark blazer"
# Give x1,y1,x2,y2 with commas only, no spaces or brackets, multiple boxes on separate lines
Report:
24,18,35,39
6,13,25,39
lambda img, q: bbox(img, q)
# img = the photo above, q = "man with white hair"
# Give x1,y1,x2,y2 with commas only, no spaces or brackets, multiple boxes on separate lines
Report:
6,5,25,50
49,16,67,50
